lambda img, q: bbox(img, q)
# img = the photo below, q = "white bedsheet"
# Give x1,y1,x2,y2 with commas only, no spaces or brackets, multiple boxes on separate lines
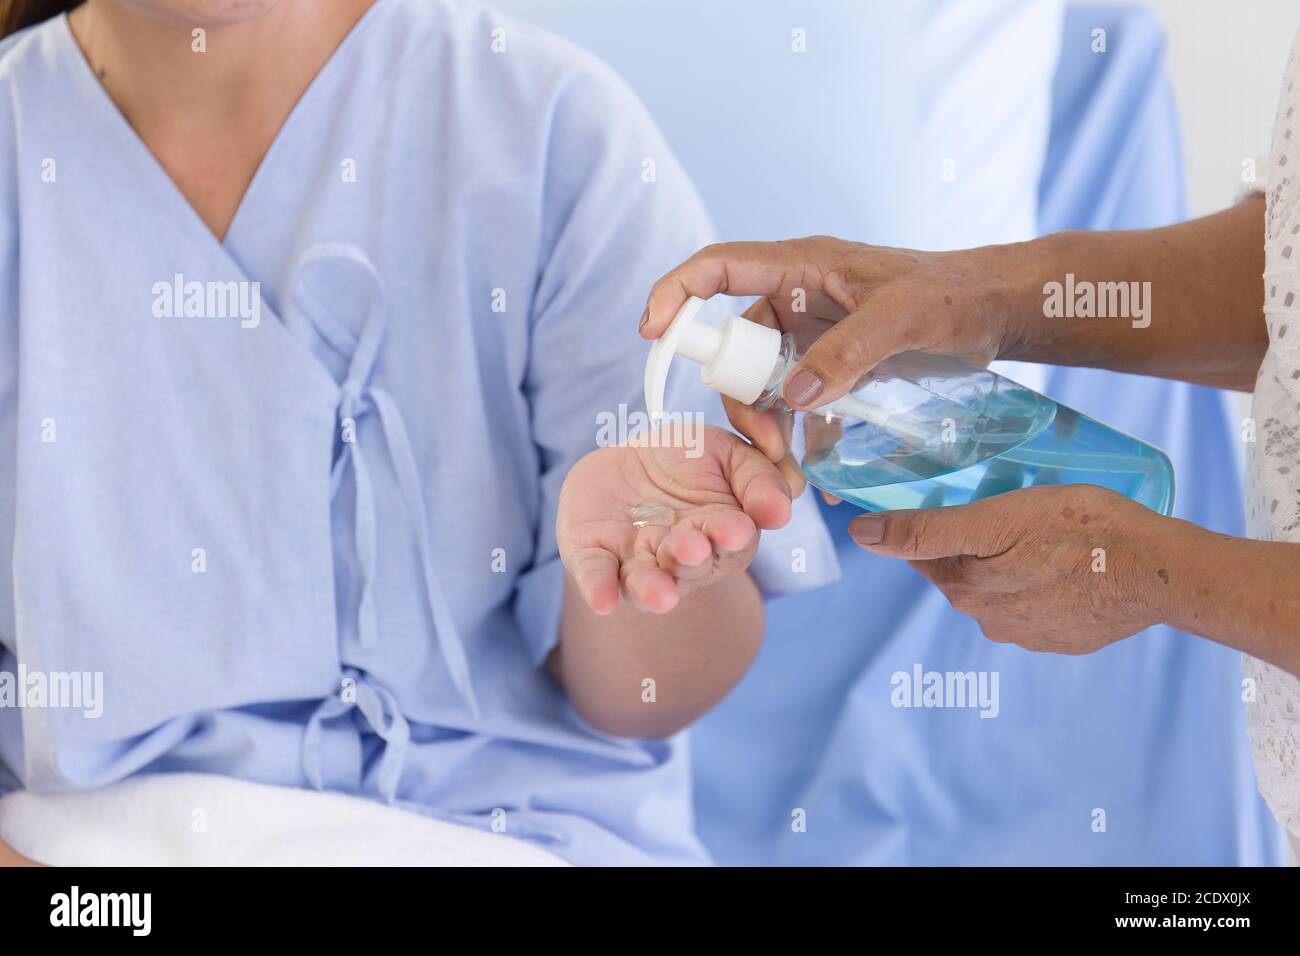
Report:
0,773,568,866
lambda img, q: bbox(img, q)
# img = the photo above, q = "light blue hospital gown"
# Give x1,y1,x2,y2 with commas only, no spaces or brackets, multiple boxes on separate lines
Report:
0,0,837,865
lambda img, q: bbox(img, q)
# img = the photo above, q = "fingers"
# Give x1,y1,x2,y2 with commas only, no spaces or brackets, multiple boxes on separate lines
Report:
720,400,807,499
655,511,754,577
740,471,792,530
723,396,784,460
730,300,783,459
623,565,680,614
659,523,714,571
722,440,793,530
644,241,949,411
784,296,930,408
567,547,623,616
740,293,782,332
642,241,806,339
908,555,972,591
624,511,759,616
723,297,795,452
723,302,811,494
607,530,712,616
777,456,808,499
847,498,1018,561
696,508,758,554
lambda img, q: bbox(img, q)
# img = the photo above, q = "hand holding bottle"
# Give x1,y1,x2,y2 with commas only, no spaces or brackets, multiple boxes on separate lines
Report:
640,236,1037,460
643,201,1271,437
846,483,1188,654
640,239,1173,516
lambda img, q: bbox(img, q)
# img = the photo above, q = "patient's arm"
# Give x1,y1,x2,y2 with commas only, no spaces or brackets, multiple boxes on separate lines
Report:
552,424,786,738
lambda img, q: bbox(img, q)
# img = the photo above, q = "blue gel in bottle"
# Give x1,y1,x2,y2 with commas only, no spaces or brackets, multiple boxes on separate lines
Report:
789,351,1173,514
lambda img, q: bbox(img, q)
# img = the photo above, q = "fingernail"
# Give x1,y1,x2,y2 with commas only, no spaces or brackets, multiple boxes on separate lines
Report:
639,308,650,332
850,515,885,545
785,369,824,407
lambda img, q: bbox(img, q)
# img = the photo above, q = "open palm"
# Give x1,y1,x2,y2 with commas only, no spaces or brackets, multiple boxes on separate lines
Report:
558,425,793,614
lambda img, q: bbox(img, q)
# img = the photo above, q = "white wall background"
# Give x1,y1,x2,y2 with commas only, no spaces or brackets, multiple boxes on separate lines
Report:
1126,0,1299,216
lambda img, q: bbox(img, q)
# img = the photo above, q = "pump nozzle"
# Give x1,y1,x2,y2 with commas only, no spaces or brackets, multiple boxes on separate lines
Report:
644,296,783,422
645,296,939,447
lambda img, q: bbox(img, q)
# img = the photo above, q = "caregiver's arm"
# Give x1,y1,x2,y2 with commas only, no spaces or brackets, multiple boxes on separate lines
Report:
1001,196,1267,389
1160,526,1300,676
551,424,787,738
643,195,1267,403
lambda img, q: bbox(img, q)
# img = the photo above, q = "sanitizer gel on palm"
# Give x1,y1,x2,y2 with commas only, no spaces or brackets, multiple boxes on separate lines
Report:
644,297,1174,515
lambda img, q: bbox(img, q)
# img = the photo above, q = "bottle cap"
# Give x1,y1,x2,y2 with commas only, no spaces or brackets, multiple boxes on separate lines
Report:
644,296,782,421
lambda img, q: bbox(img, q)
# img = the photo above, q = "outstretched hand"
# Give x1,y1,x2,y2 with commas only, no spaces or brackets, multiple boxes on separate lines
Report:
557,424,793,615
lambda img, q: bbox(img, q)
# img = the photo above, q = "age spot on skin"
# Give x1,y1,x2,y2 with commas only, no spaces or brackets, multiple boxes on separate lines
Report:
1062,507,1076,519
627,502,676,529
1080,514,1091,525
943,295,953,307
1156,568,1169,584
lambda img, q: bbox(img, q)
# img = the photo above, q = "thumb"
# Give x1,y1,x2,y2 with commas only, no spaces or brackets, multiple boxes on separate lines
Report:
847,499,1016,560
783,297,928,409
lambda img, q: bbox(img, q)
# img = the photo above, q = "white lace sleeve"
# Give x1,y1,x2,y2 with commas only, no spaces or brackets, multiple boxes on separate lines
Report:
1243,27,1300,844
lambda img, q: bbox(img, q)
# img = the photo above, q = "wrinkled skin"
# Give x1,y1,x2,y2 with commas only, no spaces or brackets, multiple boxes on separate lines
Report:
848,484,1181,654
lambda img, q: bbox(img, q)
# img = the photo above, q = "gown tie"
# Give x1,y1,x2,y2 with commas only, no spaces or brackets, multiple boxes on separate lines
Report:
290,241,480,723
302,668,411,803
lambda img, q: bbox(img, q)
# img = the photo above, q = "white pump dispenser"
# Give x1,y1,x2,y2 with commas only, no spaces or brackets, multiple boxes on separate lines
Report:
644,296,922,439
644,297,783,422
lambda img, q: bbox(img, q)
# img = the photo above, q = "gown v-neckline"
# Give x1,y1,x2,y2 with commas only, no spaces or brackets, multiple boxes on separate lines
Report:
53,4,384,253
50,6,394,400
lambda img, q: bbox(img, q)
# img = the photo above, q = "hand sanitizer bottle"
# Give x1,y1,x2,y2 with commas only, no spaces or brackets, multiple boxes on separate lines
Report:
644,297,1174,515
